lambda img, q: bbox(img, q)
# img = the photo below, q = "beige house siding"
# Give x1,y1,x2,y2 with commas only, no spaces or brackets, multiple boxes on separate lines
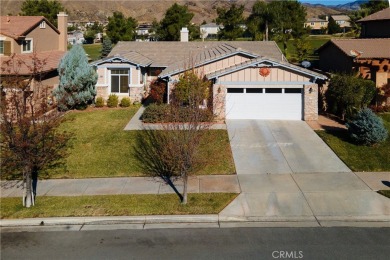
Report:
24,26,59,53
218,67,311,83
94,62,144,103
304,21,328,30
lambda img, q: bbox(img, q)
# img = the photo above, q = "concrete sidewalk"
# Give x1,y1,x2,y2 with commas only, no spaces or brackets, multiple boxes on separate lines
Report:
0,175,240,198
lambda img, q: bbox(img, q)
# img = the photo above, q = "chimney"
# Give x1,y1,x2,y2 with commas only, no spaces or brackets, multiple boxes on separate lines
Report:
6,15,10,23
180,27,189,42
325,15,328,21
57,12,68,51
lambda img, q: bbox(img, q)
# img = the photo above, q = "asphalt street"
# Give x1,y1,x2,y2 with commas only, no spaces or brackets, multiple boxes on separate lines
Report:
1,227,389,260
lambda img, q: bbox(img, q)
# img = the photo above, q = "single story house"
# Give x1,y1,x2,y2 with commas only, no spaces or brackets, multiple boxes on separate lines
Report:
357,7,390,38
91,30,327,121
318,38,390,88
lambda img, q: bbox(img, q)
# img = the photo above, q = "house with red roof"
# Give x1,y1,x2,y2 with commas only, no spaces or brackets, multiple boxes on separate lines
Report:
0,12,68,87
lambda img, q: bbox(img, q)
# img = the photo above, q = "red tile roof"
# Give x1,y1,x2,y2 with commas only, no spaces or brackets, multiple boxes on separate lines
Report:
0,16,60,39
319,38,390,59
0,51,66,75
358,8,390,22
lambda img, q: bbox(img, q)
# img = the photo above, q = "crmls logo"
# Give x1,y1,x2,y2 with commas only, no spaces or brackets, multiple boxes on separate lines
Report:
272,251,304,259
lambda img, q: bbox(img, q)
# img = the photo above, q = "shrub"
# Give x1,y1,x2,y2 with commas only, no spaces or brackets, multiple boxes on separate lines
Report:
107,94,119,108
120,97,131,107
326,74,376,120
95,97,105,108
142,104,170,123
149,80,166,104
346,108,388,146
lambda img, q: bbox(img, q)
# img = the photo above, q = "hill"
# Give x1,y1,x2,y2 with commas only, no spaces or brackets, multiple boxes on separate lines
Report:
1,0,343,24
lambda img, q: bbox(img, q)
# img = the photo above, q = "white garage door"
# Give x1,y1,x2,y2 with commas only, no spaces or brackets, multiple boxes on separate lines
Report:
226,87,302,120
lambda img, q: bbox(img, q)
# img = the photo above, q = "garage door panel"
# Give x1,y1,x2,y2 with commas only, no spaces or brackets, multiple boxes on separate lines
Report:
226,90,302,120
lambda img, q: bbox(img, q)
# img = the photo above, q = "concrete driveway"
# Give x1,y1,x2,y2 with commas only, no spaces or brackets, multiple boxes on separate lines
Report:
227,120,351,174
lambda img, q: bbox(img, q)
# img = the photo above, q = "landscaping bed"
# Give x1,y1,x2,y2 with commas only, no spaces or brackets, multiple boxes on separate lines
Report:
47,107,235,178
0,193,237,219
316,113,390,172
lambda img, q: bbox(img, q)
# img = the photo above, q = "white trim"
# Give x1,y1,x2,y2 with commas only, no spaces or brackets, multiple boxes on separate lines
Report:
21,38,33,53
109,68,131,95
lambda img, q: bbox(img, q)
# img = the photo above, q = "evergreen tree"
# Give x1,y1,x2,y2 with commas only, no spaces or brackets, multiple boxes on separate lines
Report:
346,108,388,146
54,45,98,111
101,38,112,58
20,0,65,26
328,17,342,34
106,12,137,44
216,4,245,40
157,3,194,41
360,0,389,15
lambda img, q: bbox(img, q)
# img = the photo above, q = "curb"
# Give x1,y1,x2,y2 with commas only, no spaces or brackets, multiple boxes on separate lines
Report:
1,215,389,231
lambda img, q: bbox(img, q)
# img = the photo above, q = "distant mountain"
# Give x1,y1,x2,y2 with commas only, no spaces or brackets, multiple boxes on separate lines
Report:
333,0,368,11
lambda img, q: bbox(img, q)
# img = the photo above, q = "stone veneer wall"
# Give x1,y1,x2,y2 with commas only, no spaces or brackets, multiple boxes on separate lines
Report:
212,84,226,119
95,86,143,103
304,84,318,121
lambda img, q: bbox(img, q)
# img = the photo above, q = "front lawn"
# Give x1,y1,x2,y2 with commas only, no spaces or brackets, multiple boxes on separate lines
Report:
0,193,238,219
48,107,235,178
82,43,102,61
316,113,390,172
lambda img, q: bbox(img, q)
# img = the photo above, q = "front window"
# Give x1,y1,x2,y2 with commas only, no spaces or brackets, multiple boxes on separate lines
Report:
22,39,32,53
310,22,314,26
111,69,129,93
0,41,4,54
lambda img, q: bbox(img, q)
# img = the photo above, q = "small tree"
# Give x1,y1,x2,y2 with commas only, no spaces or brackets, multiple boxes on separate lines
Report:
149,80,166,104
294,38,311,62
54,45,98,111
346,108,388,145
135,70,214,204
0,54,71,207
101,38,112,58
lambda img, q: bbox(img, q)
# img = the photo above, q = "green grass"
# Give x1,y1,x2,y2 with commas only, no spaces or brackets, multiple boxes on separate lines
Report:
0,193,238,219
378,190,390,199
48,107,235,178
82,43,102,61
316,113,390,172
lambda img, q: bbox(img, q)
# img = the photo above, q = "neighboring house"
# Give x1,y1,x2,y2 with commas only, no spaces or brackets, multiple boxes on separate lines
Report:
358,7,390,38
200,23,220,39
67,30,85,45
330,15,351,32
318,38,390,88
92,29,326,121
304,18,328,34
0,13,68,89
135,24,155,41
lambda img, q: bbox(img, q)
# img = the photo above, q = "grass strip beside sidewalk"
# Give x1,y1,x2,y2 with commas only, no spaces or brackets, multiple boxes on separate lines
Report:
1,193,238,219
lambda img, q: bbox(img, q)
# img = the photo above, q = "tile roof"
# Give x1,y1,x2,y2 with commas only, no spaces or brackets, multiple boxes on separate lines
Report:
206,56,327,80
358,7,390,22
331,15,350,21
0,16,59,39
0,51,66,75
109,41,285,68
306,18,327,22
319,38,390,59
159,43,253,77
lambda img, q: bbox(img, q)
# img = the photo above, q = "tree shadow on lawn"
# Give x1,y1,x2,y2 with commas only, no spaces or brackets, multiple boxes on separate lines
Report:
322,127,353,144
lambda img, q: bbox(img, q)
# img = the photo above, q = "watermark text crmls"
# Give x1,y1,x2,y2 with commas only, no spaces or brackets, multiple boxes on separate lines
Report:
272,251,304,259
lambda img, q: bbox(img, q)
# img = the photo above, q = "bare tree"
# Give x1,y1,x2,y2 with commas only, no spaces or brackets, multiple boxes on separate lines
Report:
0,53,71,207
135,69,217,204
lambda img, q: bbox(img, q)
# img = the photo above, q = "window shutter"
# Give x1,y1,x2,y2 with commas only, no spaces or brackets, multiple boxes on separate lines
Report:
4,41,11,56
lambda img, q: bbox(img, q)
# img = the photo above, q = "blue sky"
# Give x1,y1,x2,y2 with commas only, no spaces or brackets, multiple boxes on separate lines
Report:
298,0,356,5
